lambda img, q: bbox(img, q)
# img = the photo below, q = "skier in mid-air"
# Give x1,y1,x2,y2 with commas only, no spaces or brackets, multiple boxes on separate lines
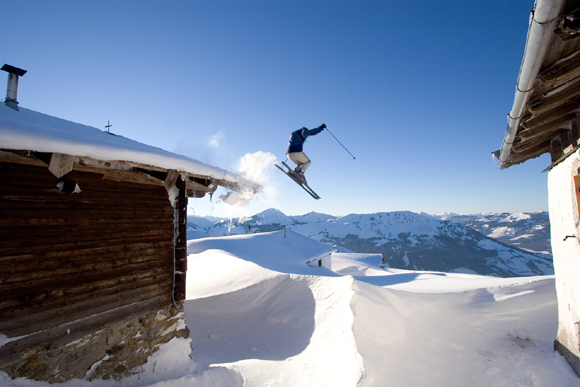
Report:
286,123,326,183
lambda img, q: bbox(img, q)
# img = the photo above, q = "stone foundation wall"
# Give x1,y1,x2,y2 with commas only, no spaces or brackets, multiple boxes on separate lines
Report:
1,303,190,383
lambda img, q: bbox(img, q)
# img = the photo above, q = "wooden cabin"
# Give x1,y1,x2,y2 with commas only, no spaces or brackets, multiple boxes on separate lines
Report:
0,84,258,382
495,0,580,376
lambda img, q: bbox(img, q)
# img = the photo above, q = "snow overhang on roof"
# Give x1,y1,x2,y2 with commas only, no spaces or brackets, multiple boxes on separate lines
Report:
495,0,580,170
0,103,261,197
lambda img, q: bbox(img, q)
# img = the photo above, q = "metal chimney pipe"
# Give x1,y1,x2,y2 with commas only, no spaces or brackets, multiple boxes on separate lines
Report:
1,64,27,111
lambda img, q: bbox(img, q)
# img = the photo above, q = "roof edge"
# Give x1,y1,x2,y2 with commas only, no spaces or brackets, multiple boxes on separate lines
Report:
498,0,565,169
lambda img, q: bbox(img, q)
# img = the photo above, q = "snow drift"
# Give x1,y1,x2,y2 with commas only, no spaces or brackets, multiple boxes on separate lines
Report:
2,230,578,386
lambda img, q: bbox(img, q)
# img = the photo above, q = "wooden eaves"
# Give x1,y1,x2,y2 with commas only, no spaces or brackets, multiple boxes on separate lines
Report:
0,149,249,198
495,0,580,170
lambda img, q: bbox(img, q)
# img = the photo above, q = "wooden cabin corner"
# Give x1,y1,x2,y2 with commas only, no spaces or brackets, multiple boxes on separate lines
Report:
0,120,257,381
0,149,200,381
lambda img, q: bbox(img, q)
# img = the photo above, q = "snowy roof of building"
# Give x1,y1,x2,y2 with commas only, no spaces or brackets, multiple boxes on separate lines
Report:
0,103,260,194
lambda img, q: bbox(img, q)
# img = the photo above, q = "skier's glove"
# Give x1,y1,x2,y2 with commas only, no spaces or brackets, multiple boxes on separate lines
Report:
320,123,326,129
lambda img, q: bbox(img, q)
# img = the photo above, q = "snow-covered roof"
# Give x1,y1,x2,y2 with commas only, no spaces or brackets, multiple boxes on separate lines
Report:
0,103,259,193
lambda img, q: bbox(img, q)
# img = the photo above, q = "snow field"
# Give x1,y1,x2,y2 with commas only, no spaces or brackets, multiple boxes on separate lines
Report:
181,231,577,386
2,230,579,386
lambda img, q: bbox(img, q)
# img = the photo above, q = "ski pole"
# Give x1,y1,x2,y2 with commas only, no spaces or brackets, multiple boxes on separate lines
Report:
325,127,356,160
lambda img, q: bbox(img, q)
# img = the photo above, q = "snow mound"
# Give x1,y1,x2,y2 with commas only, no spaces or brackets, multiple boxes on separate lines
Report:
180,231,577,386
187,275,365,386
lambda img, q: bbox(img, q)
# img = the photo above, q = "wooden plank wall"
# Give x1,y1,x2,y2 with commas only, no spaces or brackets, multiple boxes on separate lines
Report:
173,176,187,302
0,161,175,342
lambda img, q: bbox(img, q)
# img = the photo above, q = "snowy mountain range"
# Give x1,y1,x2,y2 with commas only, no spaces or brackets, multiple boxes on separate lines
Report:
433,212,551,255
187,209,553,278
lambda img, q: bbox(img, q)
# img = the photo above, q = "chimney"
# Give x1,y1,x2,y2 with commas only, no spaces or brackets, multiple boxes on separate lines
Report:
1,64,27,111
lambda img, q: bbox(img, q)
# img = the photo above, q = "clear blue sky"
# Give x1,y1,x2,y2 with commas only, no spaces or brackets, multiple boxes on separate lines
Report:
1,0,549,217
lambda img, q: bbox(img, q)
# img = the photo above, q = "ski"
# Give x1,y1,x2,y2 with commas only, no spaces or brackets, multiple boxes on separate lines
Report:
275,162,321,200
280,162,321,200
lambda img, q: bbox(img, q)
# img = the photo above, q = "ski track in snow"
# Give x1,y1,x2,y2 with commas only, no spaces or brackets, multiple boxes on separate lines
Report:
2,230,578,387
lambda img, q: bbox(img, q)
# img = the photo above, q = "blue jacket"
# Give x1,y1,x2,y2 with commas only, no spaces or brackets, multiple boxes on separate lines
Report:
286,125,324,154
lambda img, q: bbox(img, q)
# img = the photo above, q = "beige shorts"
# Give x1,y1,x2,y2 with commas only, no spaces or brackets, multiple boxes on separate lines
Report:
287,152,311,173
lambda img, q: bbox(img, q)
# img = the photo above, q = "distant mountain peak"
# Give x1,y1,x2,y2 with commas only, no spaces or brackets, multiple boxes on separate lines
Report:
187,209,553,277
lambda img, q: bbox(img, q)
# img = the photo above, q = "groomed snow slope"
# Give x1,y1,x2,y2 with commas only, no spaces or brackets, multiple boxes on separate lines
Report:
2,230,578,386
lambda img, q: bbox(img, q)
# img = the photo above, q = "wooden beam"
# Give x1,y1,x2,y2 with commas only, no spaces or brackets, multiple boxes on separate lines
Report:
512,139,564,166
508,144,551,165
107,160,257,194
164,170,180,190
108,160,210,180
571,118,580,147
173,177,187,302
186,179,210,193
75,157,165,186
555,8,580,40
528,76,580,116
513,139,550,156
519,116,573,140
0,153,162,186
515,129,570,153
97,169,164,186
523,99,580,129
48,153,75,178
0,150,46,167
538,48,580,87
75,156,131,172
550,137,564,163
0,150,255,194
511,136,552,155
